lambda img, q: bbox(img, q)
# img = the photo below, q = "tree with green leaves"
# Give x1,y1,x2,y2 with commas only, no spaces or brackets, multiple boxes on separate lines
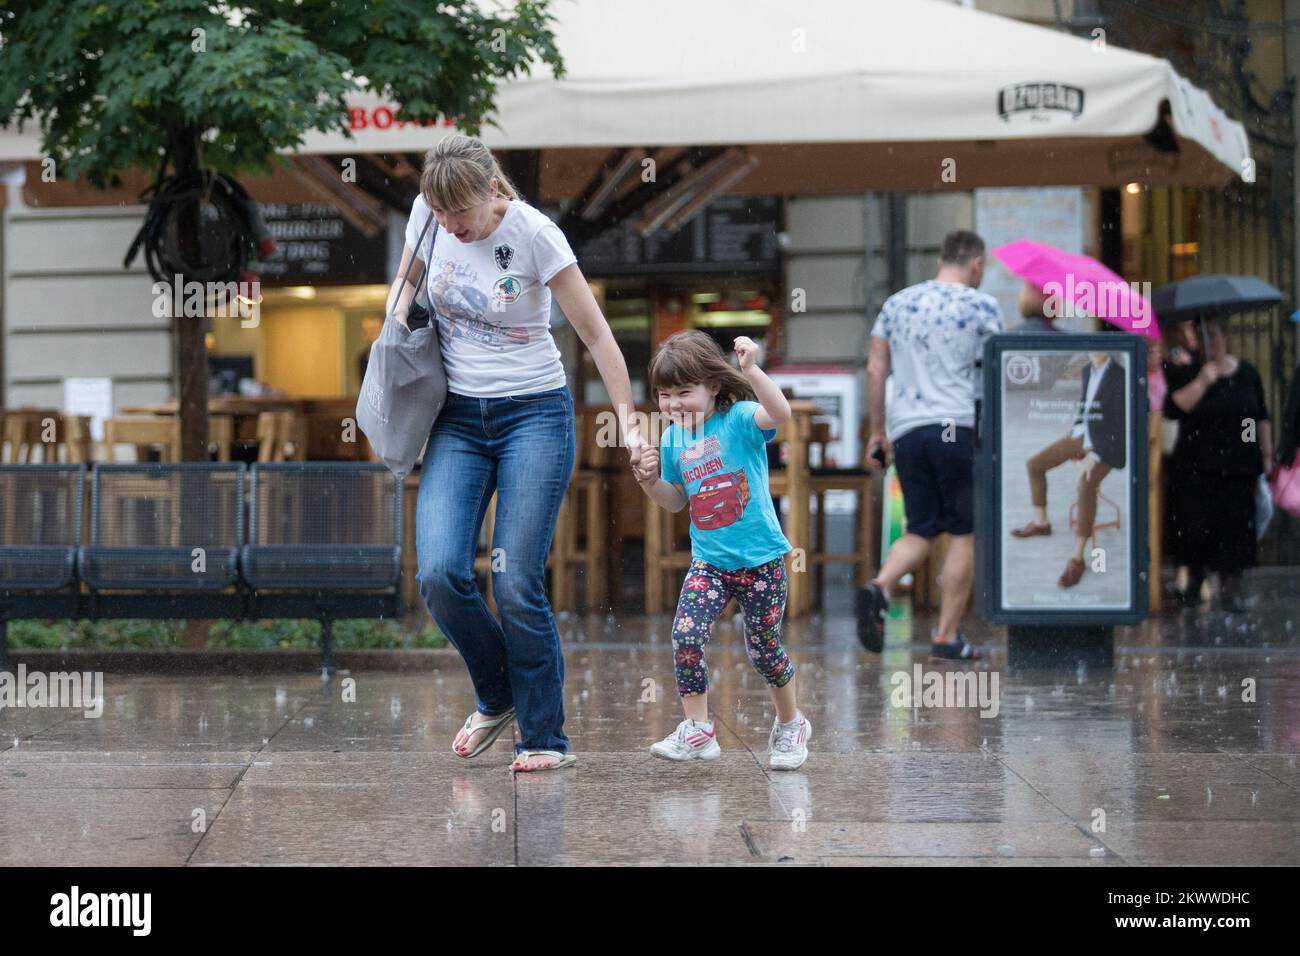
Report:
0,0,563,458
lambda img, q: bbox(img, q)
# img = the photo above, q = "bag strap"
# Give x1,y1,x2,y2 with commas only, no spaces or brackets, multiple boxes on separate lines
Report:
399,203,439,299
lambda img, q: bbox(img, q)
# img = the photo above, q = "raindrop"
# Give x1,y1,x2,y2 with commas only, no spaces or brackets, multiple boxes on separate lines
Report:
1206,787,1212,805
1089,846,1106,858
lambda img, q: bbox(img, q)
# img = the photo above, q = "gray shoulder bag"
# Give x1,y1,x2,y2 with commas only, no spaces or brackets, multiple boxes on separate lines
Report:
356,210,447,480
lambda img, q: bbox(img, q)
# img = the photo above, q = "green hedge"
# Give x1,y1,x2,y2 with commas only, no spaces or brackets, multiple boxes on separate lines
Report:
6,618,446,651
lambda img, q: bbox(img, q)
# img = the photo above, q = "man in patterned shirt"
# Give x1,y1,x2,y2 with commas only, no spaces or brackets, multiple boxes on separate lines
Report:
858,230,1003,660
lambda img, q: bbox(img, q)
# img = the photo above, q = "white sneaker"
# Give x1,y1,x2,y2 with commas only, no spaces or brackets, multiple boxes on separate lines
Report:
650,719,722,762
768,713,811,771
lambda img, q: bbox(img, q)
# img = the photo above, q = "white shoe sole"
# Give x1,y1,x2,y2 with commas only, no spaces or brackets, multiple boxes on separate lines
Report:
650,741,722,762
769,717,812,771
769,749,808,771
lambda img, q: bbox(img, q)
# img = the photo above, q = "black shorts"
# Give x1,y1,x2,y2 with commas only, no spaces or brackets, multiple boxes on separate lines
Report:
893,423,974,538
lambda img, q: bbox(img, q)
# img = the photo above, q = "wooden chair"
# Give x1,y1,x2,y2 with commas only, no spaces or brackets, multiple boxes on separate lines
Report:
207,414,234,462
1,411,42,463
59,415,93,464
101,417,182,463
760,410,814,616
1,409,81,463
550,406,613,612
806,419,877,607
642,410,690,614
255,411,306,463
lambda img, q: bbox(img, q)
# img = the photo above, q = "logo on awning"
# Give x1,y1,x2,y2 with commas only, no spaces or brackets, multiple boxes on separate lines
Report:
997,82,1084,121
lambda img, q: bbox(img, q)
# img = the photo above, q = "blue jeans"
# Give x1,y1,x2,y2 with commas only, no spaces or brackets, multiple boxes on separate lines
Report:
415,386,575,754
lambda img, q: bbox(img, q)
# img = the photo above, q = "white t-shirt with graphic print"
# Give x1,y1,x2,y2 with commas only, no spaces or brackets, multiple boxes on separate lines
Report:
404,195,576,397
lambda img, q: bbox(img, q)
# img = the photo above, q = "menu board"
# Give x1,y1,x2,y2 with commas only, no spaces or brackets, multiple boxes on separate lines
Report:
258,202,388,285
574,195,781,275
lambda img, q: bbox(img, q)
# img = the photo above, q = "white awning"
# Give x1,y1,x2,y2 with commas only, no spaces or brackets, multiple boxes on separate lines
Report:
1,0,1250,188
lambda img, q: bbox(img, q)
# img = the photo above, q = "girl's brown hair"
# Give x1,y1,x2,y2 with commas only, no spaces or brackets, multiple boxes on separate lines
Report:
420,134,520,211
648,330,756,413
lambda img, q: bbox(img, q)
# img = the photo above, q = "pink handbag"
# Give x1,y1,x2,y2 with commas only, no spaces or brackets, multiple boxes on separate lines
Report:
1271,451,1300,518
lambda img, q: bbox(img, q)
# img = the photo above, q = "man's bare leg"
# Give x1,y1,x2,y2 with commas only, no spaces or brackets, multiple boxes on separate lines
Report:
874,533,932,595
933,533,973,642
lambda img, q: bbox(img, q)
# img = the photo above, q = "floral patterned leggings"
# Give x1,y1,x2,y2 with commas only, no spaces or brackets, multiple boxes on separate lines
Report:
671,556,792,696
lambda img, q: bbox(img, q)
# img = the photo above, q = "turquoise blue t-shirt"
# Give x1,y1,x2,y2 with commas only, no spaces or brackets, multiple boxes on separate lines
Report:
659,400,791,572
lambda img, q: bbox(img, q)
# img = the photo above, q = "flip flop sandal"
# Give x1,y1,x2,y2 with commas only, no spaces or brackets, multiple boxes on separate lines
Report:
510,750,577,773
453,708,516,759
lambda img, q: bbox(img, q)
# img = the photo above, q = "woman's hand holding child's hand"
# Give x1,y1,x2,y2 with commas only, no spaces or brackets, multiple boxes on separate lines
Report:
633,446,660,485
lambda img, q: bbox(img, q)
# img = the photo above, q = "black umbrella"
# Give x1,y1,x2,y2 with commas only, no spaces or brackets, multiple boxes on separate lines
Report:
1153,274,1284,324
1153,274,1285,361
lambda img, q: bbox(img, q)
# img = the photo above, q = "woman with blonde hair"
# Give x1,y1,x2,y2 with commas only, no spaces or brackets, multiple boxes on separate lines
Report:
387,134,644,772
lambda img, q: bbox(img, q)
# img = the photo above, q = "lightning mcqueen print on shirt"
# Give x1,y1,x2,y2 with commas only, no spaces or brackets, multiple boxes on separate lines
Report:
689,468,751,531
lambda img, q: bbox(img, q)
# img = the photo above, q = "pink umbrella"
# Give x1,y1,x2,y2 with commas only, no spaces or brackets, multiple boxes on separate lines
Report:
992,239,1157,339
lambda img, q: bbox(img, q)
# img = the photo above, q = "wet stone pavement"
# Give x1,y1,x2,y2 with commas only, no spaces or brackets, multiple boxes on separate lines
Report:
2,573,1298,867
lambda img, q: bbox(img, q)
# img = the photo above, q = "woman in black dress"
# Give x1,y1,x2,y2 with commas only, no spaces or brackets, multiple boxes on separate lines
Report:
1161,321,1199,599
1164,315,1273,612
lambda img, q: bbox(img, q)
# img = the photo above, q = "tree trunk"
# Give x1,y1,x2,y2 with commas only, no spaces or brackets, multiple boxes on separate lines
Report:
170,130,210,463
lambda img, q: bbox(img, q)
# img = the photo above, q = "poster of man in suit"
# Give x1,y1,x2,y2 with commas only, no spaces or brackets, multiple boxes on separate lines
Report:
1000,350,1131,609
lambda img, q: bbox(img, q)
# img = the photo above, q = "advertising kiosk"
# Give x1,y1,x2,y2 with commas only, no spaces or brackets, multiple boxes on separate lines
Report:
976,334,1149,665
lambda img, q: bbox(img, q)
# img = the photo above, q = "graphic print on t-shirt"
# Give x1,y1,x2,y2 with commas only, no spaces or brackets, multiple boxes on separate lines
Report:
678,433,752,531
429,258,529,349
492,275,522,305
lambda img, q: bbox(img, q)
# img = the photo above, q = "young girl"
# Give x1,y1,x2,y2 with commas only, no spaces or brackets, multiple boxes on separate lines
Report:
632,330,811,770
